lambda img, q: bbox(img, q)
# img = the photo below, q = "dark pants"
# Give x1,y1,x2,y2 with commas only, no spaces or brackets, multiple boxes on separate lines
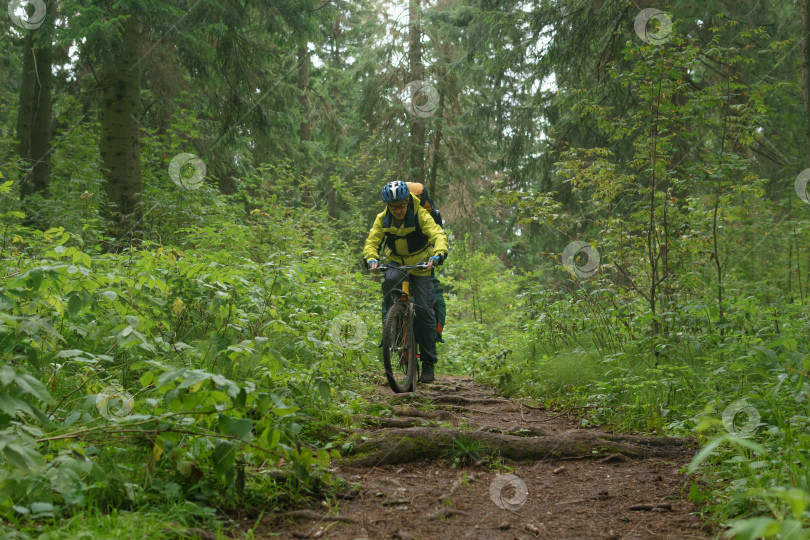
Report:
381,275,446,333
433,276,446,342
382,268,438,364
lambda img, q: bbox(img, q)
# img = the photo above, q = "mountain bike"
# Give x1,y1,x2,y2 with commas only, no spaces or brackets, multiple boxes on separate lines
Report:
376,262,429,393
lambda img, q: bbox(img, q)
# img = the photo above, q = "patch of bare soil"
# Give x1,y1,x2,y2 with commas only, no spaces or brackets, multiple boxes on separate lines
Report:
250,376,712,540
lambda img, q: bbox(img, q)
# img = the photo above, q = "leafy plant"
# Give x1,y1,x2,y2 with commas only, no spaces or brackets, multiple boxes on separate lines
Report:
446,436,484,467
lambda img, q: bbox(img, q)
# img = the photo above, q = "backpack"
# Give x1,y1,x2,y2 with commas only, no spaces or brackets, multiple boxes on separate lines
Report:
406,182,443,227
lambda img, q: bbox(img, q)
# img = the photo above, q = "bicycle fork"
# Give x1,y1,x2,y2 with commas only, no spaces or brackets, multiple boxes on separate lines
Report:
400,280,411,361
399,281,419,389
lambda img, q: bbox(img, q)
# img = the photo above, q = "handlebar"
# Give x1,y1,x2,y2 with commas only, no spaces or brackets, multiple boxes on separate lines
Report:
375,262,429,272
373,262,430,307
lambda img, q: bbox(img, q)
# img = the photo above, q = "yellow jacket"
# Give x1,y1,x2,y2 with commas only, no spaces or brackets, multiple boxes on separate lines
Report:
363,194,449,277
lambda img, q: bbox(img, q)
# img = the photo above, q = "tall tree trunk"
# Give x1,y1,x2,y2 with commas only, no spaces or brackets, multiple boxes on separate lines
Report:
30,43,52,198
100,16,143,242
17,27,53,205
803,0,810,158
298,46,314,207
647,75,663,354
408,0,425,183
16,33,35,189
298,47,312,143
325,16,343,220
327,185,336,218
712,77,733,333
427,82,444,197
427,88,443,197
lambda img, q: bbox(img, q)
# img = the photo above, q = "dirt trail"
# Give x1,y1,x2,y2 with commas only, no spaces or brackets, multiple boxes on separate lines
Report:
253,376,712,540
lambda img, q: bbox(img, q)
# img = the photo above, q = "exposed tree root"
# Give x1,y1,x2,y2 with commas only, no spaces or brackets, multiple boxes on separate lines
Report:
346,426,692,467
310,423,359,440
439,405,499,415
474,424,547,437
389,394,509,406
390,407,455,421
427,395,511,405
356,415,439,428
251,375,708,539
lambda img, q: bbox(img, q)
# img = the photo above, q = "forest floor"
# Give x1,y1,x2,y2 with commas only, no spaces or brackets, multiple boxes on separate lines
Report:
242,375,714,540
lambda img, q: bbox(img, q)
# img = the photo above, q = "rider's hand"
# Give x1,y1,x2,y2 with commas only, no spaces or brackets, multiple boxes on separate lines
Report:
367,259,378,270
428,255,442,268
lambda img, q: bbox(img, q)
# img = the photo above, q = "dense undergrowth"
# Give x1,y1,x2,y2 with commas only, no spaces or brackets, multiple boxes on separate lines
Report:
0,178,386,537
444,240,810,538
437,27,810,539
2,175,809,539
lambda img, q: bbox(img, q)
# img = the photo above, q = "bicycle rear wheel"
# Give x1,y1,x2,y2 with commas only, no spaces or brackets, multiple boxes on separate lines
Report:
382,302,417,393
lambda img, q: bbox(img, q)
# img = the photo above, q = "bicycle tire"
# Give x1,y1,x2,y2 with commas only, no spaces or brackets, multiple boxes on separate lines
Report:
382,302,418,393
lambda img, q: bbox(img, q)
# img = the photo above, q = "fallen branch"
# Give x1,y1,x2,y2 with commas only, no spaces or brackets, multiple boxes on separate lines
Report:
425,508,468,520
630,503,672,512
162,528,216,540
279,510,359,523
555,498,590,506
517,402,547,411
598,453,629,464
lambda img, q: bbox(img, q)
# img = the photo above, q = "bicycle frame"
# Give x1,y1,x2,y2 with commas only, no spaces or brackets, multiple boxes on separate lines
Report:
376,262,429,392
377,262,430,307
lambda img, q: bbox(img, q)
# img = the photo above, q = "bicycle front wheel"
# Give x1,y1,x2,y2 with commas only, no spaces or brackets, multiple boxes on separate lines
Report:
382,302,417,393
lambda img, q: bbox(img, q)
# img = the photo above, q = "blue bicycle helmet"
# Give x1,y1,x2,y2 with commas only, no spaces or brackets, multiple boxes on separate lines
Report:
381,181,410,203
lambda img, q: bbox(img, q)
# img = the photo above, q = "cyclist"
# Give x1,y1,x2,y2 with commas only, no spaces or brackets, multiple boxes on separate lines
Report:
374,182,447,342
364,180,449,383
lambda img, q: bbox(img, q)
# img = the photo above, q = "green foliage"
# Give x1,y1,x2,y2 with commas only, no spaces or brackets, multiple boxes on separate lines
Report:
3,0,810,536
440,236,517,382
487,16,810,535
0,180,379,534
445,435,483,468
